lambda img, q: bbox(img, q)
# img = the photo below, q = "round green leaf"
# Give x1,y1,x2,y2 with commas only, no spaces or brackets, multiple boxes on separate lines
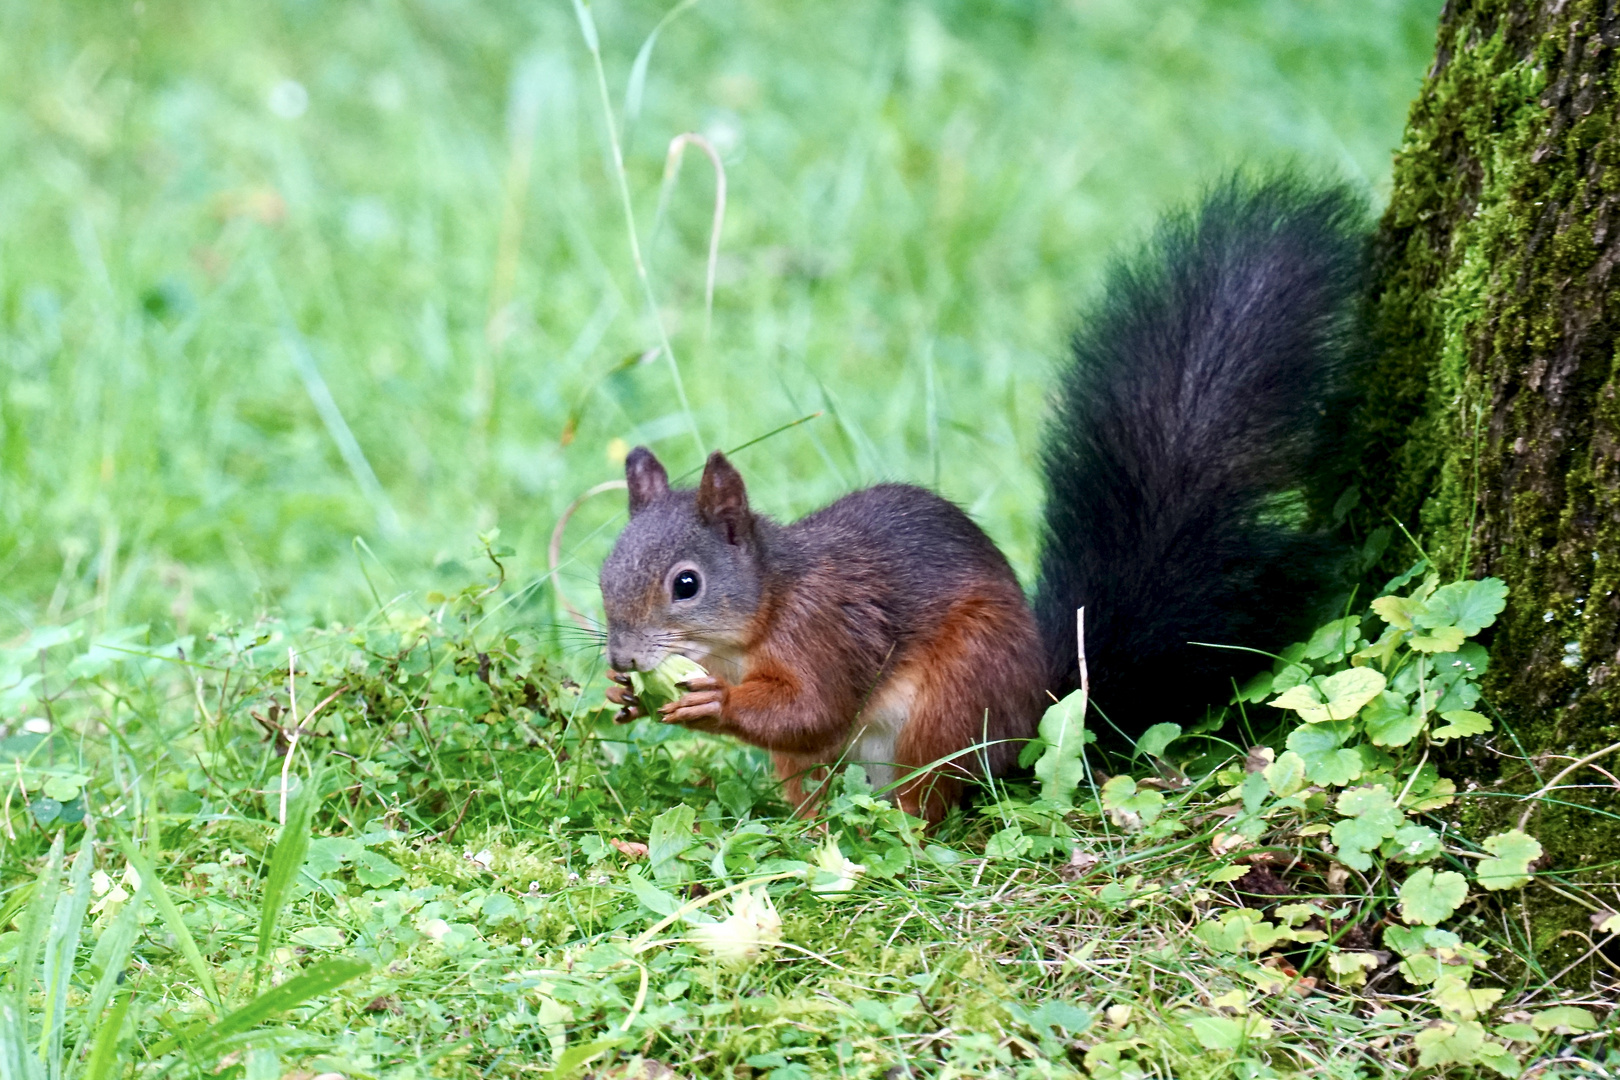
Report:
29,796,62,824
41,777,82,801
1399,868,1469,925
1475,829,1542,891
1416,578,1508,636
1362,691,1425,747
1133,722,1181,760
1531,1006,1597,1034
1318,668,1386,719
1430,710,1491,743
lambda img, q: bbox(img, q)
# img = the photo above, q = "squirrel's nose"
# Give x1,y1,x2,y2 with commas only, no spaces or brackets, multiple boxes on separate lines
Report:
606,636,639,672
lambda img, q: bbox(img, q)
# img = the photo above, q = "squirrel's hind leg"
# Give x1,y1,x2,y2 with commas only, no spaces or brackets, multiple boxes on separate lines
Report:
891,591,1046,825
771,754,829,818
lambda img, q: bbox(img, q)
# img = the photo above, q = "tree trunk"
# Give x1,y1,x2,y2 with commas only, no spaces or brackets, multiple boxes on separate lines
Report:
1361,0,1620,976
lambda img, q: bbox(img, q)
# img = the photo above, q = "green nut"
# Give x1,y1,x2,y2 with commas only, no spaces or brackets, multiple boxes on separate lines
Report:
628,654,708,713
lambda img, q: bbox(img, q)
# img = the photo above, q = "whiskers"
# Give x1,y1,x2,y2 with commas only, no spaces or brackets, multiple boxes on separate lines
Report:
554,627,608,658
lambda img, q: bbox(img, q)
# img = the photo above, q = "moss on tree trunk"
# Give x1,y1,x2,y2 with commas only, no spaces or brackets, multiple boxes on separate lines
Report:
1361,0,1620,982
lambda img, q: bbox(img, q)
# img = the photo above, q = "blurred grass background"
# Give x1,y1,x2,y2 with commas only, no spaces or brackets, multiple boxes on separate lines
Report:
0,0,1441,638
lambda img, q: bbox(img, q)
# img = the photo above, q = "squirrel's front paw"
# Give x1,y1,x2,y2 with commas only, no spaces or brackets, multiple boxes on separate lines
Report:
605,669,644,723
660,676,726,728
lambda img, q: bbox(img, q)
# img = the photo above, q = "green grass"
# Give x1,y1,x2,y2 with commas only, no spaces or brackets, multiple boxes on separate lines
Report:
0,0,1439,630
17,2,1618,1079
2,580,1615,1079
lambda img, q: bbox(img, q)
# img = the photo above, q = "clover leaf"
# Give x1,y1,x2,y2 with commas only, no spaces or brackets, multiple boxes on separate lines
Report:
1414,1020,1486,1067
1302,617,1361,663
1408,625,1468,653
1371,594,1421,632
1531,1006,1597,1034
1133,722,1181,760
1185,1015,1273,1050
1431,974,1504,1021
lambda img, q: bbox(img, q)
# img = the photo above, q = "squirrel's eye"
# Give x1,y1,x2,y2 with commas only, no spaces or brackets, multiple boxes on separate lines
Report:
671,569,701,601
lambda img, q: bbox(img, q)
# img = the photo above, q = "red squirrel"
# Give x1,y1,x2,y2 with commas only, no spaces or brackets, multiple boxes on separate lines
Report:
600,177,1368,823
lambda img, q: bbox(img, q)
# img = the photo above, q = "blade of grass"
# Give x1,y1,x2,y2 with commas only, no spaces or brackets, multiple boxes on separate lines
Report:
254,767,322,990
39,817,96,1072
0,885,35,941
545,1036,630,1080
12,830,64,998
114,834,221,1014
197,957,369,1055
653,133,727,340
0,999,43,1080
149,958,369,1060
67,894,143,1073
79,989,131,1080
571,0,704,462
623,0,700,146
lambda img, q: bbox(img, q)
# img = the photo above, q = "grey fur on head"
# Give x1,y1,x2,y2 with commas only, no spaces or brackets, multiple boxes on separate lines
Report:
600,447,766,673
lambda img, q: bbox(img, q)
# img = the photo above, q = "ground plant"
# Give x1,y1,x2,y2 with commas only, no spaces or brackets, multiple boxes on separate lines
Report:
3,0,1616,1077
2,555,1616,1078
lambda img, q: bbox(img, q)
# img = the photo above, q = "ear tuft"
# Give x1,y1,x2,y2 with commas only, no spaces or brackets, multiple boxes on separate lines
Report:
625,447,669,516
696,451,753,544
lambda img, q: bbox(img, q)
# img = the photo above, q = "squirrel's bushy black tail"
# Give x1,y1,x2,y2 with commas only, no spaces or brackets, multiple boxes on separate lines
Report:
1034,175,1369,731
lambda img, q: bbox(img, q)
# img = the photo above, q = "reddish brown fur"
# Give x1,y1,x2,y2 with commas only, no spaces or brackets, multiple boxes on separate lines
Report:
690,572,1044,824
890,590,1046,821
601,451,1050,826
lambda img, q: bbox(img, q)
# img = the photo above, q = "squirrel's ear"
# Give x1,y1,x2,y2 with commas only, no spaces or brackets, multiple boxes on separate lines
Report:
624,447,669,516
696,451,753,544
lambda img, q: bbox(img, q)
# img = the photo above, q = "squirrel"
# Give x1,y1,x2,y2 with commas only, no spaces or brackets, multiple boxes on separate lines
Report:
599,176,1368,823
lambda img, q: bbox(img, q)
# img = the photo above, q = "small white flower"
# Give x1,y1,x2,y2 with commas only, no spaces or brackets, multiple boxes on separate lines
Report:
690,886,782,969
810,836,866,896
22,718,51,735
465,849,494,872
420,918,451,943
90,864,135,917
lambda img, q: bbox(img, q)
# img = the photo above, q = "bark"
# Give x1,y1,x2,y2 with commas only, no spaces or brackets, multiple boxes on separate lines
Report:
1360,0,1620,979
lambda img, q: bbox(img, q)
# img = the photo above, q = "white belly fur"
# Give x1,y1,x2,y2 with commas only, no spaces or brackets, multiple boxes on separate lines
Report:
845,675,916,795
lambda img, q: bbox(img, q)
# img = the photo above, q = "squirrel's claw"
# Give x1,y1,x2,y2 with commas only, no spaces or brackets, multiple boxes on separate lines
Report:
677,675,722,692
605,670,644,721
660,689,724,727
